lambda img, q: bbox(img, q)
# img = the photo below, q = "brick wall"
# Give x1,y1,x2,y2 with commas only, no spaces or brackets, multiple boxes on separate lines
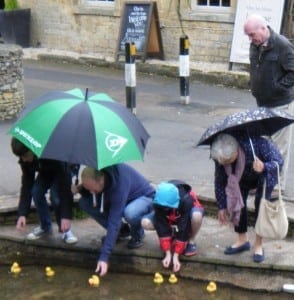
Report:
18,0,236,63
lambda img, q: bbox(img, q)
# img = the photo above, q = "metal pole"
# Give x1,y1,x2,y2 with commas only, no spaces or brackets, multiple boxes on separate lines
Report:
125,42,136,114
179,35,190,105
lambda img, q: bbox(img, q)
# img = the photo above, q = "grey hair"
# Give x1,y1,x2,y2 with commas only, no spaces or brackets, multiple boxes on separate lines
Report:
210,133,239,163
244,14,268,29
81,166,104,181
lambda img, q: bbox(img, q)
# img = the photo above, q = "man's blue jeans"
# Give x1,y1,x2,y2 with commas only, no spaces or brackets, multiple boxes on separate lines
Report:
79,195,153,240
32,175,57,232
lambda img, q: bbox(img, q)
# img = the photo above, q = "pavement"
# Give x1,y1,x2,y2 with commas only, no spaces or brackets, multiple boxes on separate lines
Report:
0,48,294,293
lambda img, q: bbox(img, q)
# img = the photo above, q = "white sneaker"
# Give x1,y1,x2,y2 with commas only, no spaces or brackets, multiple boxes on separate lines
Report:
62,230,78,244
27,226,52,240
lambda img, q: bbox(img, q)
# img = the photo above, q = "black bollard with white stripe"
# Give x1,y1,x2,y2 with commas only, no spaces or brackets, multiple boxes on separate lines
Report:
179,35,190,105
125,42,136,114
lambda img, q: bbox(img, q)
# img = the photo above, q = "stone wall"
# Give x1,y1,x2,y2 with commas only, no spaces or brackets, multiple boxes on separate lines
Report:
0,44,24,121
18,0,236,63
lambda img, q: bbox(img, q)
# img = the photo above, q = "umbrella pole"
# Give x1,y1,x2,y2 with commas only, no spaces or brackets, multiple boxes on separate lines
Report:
248,137,257,160
246,127,256,160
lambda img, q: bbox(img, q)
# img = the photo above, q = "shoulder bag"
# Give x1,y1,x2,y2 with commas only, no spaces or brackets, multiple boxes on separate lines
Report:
255,162,289,239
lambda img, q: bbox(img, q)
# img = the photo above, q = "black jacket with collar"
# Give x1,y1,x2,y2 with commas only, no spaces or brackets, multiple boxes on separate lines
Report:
249,27,294,107
17,157,73,219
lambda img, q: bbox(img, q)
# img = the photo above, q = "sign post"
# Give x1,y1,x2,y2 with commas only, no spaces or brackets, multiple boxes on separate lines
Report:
117,2,164,62
229,0,285,67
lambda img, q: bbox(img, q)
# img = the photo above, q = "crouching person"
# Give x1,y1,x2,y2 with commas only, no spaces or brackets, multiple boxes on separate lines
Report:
141,180,204,273
74,164,155,276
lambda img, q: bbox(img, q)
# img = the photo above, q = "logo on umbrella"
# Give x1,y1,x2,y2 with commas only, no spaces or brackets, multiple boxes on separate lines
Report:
105,131,128,158
14,127,42,149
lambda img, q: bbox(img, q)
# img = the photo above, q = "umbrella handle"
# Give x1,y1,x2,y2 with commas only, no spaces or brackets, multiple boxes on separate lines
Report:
248,136,257,161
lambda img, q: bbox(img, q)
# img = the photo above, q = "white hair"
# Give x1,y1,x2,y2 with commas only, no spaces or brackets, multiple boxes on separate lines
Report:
210,133,239,163
244,14,268,29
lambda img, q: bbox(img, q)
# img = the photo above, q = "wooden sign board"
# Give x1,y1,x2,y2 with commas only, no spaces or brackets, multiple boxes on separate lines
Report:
116,1,164,62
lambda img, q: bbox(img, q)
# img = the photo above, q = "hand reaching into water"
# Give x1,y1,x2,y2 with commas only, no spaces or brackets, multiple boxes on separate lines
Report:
172,253,181,273
96,261,108,276
162,251,171,268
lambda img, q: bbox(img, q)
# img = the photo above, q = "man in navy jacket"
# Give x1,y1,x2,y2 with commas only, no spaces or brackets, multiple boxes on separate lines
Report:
76,164,155,276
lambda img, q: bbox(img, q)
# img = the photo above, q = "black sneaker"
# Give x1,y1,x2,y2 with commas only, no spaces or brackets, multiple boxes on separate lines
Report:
118,223,131,241
127,235,144,249
101,223,131,244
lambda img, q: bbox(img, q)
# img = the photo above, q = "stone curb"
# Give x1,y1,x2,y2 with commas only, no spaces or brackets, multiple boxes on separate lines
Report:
24,49,250,90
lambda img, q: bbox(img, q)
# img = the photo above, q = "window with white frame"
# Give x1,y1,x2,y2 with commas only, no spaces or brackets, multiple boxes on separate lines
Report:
191,0,232,12
76,0,116,15
197,0,230,6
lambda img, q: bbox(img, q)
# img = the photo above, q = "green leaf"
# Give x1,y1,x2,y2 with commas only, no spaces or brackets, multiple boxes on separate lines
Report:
4,0,19,10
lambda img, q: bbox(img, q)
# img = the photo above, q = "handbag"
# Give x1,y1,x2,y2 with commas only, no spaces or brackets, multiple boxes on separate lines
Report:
255,163,289,239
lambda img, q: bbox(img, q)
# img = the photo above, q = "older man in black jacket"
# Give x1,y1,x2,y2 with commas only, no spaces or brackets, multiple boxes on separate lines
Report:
244,14,294,196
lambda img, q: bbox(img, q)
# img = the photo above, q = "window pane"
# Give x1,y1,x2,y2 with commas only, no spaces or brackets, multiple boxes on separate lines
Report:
197,0,231,6
210,0,220,6
222,0,230,6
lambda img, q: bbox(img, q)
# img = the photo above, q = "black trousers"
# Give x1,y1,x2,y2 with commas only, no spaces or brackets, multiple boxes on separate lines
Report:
234,186,262,234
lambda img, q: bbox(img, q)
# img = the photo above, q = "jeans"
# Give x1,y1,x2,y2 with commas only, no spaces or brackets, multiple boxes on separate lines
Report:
32,175,57,231
49,182,61,231
79,195,154,240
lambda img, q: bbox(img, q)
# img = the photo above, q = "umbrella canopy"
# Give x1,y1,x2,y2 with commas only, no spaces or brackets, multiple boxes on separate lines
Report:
197,107,294,146
9,88,150,170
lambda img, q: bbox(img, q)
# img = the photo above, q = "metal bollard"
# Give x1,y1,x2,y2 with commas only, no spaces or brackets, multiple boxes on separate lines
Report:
179,35,190,105
125,42,136,114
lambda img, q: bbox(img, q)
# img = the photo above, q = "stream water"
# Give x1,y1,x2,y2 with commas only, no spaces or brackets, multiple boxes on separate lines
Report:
1,265,293,300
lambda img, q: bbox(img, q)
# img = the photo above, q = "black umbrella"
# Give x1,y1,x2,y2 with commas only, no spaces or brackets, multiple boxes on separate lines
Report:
197,107,294,147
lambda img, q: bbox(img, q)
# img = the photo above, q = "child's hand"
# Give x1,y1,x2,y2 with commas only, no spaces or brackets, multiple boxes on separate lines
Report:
172,253,181,273
162,251,172,268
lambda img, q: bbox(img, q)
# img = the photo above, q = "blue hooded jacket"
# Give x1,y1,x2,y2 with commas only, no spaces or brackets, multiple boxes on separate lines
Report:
81,163,155,262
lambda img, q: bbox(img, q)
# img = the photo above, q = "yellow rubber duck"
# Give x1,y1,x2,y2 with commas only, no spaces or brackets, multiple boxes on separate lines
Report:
10,262,22,274
206,281,217,293
45,266,55,277
153,272,164,284
88,274,100,287
168,273,178,284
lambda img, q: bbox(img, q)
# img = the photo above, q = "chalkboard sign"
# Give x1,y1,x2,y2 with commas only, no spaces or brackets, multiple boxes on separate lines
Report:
116,2,164,61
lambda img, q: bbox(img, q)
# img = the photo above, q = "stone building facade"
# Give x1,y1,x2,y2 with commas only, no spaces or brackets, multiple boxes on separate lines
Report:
0,44,24,121
18,0,292,63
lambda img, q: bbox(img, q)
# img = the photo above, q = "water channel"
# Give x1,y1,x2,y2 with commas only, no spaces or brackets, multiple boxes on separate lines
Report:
1,265,293,300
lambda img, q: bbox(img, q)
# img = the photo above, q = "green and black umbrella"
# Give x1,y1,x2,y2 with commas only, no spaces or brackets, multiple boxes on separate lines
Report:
9,88,150,170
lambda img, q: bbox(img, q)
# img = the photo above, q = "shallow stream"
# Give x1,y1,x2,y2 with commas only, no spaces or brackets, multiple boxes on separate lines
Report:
1,265,293,300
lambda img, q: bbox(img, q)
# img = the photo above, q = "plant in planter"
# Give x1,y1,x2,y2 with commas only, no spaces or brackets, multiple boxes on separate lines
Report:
0,0,31,47
5,0,19,10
